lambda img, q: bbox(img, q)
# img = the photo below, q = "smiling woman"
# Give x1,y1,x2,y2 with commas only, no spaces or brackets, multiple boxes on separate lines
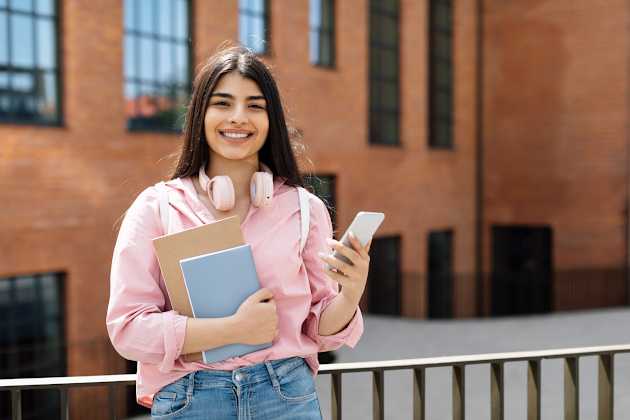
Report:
204,72,269,163
107,45,368,420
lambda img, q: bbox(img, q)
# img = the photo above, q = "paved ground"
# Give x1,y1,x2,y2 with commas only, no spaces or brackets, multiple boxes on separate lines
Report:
127,308,630,419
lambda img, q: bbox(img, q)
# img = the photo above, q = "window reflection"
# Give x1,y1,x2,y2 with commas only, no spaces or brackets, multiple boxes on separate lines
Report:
37,19,55,69
157,42,171,83
124,0,190,132
124,35,135,79
11,14,34,67
138,0,153,33
239,0,268,54
311,0,335,67
0,1,59,124
36,0,54,16
0,12,7,64
175,0,188,40
11,0,32,12
124,0,135,31
158,0,171,37
139,36,154,81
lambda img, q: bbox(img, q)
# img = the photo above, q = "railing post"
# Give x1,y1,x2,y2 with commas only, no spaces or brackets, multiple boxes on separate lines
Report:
453,365,465,420
412,368,425,420
60,388,69,420
331,373,342,420
490,362,504,420
598,354,613,420
564,357,579,420
527,360,541,420
372,370,384,420
11,389,22,420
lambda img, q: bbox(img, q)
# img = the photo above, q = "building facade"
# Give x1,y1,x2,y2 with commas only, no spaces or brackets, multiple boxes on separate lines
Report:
0,0,628,417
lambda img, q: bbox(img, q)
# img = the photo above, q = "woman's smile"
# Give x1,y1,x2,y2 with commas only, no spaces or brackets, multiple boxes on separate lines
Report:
218,129,255,143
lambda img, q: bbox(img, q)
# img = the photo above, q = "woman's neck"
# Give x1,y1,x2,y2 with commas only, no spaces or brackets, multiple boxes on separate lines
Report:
207,154,260,201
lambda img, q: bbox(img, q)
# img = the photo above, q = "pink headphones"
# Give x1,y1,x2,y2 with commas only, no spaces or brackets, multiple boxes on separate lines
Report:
198,163,274,211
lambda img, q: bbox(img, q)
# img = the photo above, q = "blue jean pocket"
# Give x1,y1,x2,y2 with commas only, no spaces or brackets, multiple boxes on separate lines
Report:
273,360,317,403
151,377,191,418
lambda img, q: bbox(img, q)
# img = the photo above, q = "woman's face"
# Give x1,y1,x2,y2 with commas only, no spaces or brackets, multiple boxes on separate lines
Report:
204,71,269,163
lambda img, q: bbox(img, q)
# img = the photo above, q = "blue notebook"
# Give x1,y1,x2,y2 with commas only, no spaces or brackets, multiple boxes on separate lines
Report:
179,244,272,363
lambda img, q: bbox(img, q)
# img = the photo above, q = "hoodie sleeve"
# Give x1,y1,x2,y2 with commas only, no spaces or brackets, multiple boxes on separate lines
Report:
301,194,364,352
106,186,188,372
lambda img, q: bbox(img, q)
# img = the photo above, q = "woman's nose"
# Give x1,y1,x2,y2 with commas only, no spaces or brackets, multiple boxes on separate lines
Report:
229,104,248,124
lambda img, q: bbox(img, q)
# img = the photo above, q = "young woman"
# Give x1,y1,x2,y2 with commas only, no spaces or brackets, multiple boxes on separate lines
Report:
106,46,371,419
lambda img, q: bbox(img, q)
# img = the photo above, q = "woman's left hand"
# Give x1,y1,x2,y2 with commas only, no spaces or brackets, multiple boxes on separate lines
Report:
319,232,372,304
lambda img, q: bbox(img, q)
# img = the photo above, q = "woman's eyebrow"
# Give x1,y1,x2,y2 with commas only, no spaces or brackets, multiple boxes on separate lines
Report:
211,92,265,101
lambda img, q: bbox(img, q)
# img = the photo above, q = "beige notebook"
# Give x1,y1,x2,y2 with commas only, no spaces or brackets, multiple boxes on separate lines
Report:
152,215,244,362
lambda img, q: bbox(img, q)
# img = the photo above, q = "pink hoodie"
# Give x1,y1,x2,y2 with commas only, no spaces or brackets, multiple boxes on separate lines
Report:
106,176,363,407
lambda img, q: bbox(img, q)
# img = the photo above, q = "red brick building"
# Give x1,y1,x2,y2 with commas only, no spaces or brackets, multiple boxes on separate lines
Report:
0,0,627,417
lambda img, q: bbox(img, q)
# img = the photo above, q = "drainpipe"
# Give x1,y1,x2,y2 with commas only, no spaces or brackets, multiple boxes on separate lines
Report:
475,0,486,316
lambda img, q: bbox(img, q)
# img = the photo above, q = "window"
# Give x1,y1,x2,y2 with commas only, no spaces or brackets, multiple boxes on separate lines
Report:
428,0,453,149
427,229,454,318
123,0,191,132
303,174,337,231
367,236,401,315
0,272,66,420
239,0,269,55
491,226,552,315
0,0,60,125
368,0,399,146
309,0,334,67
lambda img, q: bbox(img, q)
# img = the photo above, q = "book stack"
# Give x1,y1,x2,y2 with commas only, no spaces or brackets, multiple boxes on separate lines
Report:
152,216,271,363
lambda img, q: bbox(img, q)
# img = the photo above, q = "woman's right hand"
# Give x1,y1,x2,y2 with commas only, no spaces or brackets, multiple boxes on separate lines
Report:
233,288,278,345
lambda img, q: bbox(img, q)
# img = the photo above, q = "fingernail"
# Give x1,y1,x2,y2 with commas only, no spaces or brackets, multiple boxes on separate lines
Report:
318,251,326,258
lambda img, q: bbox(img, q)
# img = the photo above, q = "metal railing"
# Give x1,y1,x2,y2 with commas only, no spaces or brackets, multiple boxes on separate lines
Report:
2,343,630,420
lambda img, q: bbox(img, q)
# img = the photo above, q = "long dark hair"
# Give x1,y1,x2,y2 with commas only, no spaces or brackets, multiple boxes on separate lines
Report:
170,45,304,188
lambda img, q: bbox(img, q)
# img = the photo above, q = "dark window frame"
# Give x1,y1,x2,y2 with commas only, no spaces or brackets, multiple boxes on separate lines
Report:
368,0,400,146
428,0,454,149
0,0,63,126
491,225,553,316
427,229,454,318
238,0,271,56
0,271,67,420
367,235,402,315
303,173,337,231
309,0,335,68
123,0,193,134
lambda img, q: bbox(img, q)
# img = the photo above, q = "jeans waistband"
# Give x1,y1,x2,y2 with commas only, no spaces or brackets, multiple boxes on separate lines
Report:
188,356,306,388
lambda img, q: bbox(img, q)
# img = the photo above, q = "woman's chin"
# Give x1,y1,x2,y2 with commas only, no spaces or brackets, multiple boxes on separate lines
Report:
210,148,256,162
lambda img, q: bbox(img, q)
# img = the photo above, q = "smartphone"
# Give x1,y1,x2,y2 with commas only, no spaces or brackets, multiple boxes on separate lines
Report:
329,211,385,266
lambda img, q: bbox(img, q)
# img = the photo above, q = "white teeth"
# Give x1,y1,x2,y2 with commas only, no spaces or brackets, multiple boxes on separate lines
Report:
221,131,250,139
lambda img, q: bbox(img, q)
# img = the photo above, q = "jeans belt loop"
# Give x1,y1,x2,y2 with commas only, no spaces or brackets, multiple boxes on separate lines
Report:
186,371,196,397
264,361,280,388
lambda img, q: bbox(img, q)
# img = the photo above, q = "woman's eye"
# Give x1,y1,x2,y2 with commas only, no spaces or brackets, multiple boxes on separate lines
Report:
250,104,265,110
213,101,229,107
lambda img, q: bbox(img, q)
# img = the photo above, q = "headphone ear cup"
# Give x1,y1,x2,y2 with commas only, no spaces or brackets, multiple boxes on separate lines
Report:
250,172,274,207
208,176,235,211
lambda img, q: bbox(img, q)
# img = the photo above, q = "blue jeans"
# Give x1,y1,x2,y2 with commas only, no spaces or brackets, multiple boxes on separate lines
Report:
150,357,323,419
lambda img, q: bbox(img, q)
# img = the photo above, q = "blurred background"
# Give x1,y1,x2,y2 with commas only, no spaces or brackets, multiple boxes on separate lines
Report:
1,0,629,418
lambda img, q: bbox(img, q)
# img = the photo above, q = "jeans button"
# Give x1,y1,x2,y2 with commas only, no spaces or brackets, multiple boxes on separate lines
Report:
234,372,242,382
